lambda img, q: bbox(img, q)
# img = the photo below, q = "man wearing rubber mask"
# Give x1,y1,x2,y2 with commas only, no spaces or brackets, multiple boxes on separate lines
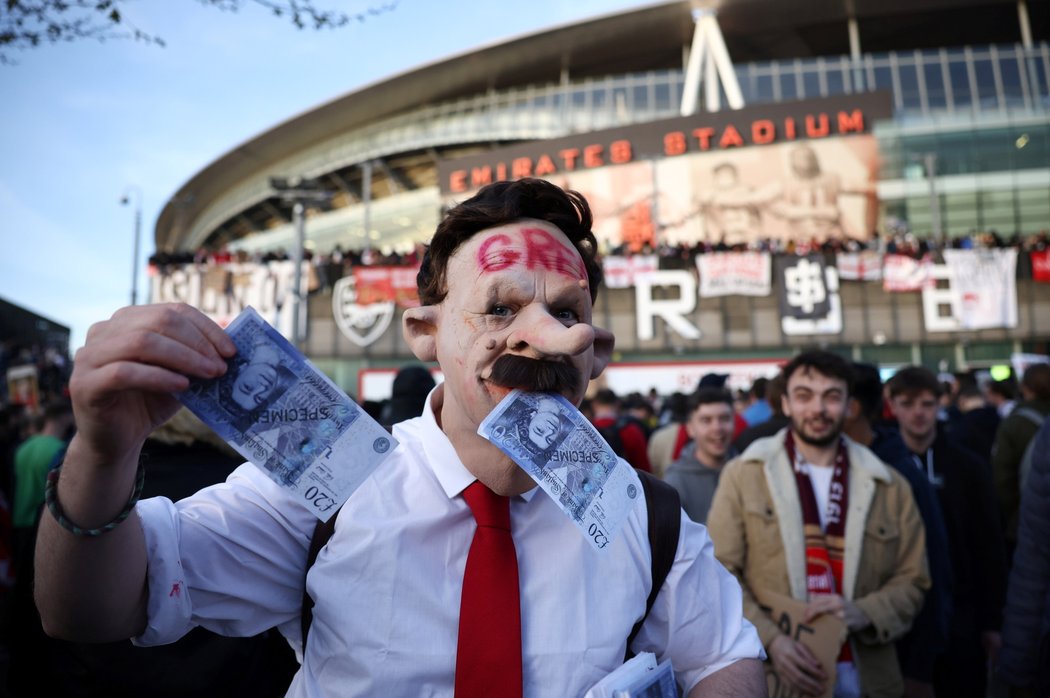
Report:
36,178,764,696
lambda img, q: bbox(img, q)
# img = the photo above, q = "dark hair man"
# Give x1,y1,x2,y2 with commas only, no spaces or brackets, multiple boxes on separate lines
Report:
886,365,1008,697
590,388,652,472
707,350,928,697
741,377,772,427
844,363,952,694
35,179,764,696
733,372,789,452
992,362,1050,548
664,388,736,524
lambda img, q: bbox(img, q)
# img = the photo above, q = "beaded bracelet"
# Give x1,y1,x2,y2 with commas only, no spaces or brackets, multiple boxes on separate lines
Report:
44,461,146,537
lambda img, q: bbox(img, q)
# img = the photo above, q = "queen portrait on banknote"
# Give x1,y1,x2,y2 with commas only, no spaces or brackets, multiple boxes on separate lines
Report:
185,334,296,436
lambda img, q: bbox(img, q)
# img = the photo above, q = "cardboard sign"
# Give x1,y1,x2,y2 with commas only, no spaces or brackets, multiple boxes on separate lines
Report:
753,588,848,698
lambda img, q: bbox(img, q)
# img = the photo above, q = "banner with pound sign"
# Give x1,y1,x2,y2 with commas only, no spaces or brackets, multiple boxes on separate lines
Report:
775,255,843,335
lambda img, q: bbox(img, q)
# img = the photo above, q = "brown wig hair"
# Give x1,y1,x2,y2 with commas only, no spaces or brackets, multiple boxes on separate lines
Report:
416,178,603,306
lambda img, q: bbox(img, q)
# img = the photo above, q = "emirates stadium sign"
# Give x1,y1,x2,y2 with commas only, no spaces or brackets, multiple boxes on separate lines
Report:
438,92,892,195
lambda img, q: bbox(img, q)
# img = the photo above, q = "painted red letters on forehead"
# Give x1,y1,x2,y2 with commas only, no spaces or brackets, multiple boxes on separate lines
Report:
476,227,587,281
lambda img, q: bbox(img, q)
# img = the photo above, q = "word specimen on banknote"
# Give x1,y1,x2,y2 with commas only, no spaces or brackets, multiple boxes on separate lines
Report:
478,390,639,550
179,307,396,520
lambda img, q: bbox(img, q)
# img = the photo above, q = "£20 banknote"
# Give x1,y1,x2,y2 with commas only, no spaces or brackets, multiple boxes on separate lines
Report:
178,307,396,520
478,390,640,550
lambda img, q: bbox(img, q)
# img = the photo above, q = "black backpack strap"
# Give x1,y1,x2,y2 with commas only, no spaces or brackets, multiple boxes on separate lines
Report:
301,506,341,653
625,469,682,660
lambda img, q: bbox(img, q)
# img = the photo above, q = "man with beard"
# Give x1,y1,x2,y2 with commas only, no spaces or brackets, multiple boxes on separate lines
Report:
34,179,764,697
707,350,928,698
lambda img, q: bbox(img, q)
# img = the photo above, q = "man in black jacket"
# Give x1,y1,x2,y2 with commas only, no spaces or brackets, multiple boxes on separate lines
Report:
997,415,1050,694
844,363,952,696
887,366,1008,697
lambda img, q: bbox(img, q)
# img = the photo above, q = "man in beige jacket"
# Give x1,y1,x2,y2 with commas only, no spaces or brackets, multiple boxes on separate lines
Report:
707,350,929,697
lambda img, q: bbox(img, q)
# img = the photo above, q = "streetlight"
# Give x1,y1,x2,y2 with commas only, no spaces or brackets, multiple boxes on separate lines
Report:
269,176,332,345
120,186,143,306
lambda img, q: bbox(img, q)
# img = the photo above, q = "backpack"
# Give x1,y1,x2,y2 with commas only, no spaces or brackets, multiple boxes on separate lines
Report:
596,416,628,458
1014,407,1049,496
300,469,681,662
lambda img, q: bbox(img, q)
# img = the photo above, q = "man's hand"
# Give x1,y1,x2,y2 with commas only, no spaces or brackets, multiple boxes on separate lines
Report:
768,634,826,696
802,593,870,632
36,303,236,642
69,303,235,466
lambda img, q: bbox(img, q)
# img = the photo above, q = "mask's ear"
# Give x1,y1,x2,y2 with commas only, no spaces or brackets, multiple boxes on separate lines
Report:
402,306,440,362
589,326,615,380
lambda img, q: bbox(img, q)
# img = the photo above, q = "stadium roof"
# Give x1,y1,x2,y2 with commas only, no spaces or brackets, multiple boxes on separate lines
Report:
155,0,1043,253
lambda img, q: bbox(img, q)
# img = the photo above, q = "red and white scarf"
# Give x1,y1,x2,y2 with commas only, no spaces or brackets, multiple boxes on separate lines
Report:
784,430,852,661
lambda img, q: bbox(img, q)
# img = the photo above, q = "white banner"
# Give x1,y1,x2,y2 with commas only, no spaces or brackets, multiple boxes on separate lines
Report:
883,254,934,292
695,252,772,297
601,255,659,289
941,249,1018,330
149,261,315,339
835,250,882,281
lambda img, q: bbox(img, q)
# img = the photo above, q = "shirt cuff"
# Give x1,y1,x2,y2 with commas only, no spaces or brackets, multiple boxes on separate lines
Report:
131,496,195,647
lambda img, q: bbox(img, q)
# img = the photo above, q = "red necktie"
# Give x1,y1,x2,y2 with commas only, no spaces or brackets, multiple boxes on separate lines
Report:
455,481,523,698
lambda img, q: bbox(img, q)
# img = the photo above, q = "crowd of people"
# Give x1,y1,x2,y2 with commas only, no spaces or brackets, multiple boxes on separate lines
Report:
605,227,1050,263
559,358,1050,696
147,226,1050,302
4,179,1050,696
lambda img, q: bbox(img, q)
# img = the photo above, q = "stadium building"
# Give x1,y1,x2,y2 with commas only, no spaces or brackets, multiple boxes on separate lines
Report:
150,0,1050,398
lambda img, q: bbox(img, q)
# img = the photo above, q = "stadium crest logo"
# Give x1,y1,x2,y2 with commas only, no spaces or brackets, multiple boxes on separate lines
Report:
332,276,394,347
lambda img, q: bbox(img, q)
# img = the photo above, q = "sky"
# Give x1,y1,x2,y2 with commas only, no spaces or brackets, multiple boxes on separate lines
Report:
0,0,654,352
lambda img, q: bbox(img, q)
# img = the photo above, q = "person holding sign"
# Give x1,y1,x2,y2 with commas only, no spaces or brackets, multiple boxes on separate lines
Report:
707,351,928,697
34,179,764,696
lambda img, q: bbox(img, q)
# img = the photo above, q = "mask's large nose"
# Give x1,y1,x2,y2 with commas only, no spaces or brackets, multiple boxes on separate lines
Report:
505,308,595,360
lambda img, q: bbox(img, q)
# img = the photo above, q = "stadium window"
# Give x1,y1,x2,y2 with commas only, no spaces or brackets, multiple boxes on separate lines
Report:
571,87,587,111
653,80,672,112
877,133,904,179
972,56,1000,109
1029,55,1050,107
947,53,974,110
633,83,649,114
997,50,1026,109
972,128,1014,171
803,68,822,99
753,70,775,103
923,60,948,110
779,68,799,101
943,191,979,232
1018,188,1050,231
825,64,846,97
978,190,1018,233
872,64,894,96
897,62,921,111
586,85,607,129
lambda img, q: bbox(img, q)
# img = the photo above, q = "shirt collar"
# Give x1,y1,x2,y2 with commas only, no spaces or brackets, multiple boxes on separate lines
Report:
418,386,539,503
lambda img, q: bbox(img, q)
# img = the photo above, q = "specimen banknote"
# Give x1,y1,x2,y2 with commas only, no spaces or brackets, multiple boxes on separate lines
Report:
178,306,396,520
477,390,640,551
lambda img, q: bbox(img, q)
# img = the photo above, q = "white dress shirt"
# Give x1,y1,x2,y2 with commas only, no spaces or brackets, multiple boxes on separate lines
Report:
134,393,761,696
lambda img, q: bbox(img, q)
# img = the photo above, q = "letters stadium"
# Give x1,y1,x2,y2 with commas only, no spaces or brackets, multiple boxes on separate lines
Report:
150,0,1050,399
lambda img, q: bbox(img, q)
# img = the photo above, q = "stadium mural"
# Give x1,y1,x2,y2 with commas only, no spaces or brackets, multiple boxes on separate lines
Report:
440,92,890,251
